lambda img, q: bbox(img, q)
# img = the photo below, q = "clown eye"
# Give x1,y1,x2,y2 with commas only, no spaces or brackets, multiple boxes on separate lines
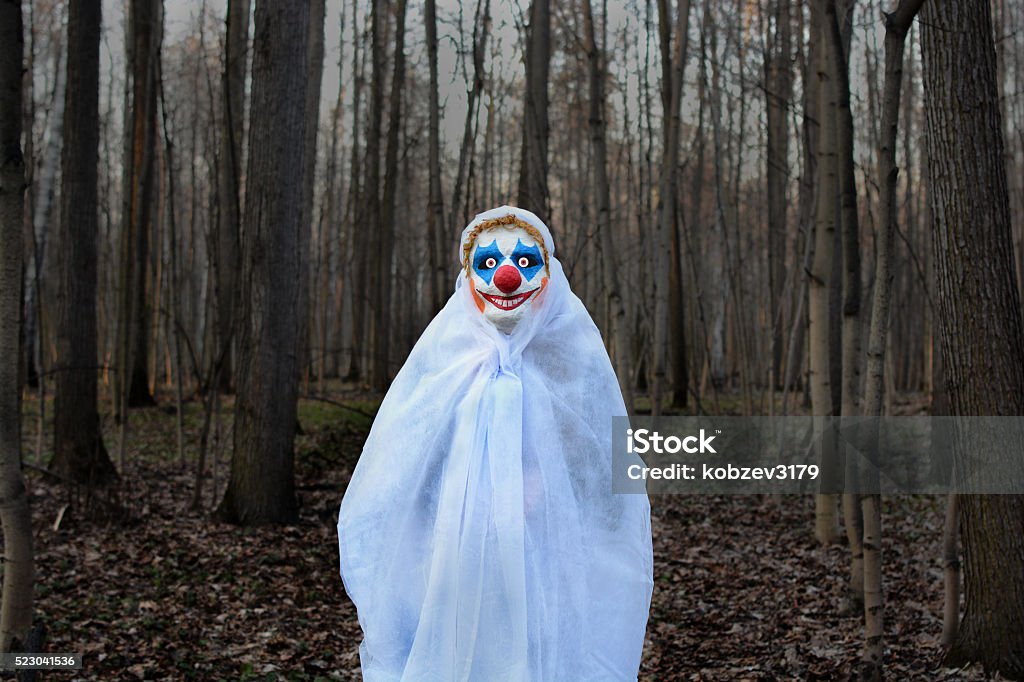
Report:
518,256,533,268
484,257,497,269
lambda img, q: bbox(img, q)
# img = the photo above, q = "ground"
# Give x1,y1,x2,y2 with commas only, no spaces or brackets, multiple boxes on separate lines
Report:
10,391,995,680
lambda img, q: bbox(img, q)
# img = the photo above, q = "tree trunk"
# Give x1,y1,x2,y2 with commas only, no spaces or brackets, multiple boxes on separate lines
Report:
362,0,385,389
922,1,1024,676
448,0,491,239
0,0,35,651
217,0,311,526
765,0,792,391
214,0,250,394
298,0,325,390
342,0,364,382
858,2,924,676
51,0,117,486
823,0,865,603
651,0,691,417
373,0,407,392
582,0,635,412
809,0,840,546
425,0,446,312
119,0,161,409
517,0,550,222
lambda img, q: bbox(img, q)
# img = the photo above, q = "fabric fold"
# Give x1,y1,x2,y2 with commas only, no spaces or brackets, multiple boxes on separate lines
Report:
338,205,653,681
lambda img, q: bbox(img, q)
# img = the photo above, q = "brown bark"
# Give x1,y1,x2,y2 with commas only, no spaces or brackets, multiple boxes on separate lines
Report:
517,0,551,222
0,0,35,651
373,0,407,391
299,0,326,388
214,0,251,393
858,2,924,676
217,0,311,525
119,0,161,409
582,0,635,412
51,0,117,486
651,0,691,417
922,0,1024,676
809,0,840,546
765,0,792,391
425,0,446,312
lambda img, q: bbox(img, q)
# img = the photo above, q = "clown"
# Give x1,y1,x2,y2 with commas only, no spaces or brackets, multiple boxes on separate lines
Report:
338,206,653,681
463,215,550,333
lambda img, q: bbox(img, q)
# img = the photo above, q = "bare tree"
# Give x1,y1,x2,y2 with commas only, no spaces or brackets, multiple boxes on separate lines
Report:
651,0,691,417
214,0,250,393
51,0,117,486
373,0,408,391
425,0,446,311
859,3,924,676
765,0,792,391
582,0,635,411
299,0,326,387
0,0,35,652
217,0,311,525
922,0,1024,676
118,0,162,410
809,0,840,545
517,0,551,222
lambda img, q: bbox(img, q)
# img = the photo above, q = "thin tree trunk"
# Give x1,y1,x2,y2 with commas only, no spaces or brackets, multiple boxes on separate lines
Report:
214,0,250,394
766,0,792,392
517,0,551,222
119,0,161,410
583,0,635,412
651,0,691,417
342,0,364,382
857,3,924,677
941,491,960,647
0,0,35,652
362,0,385,389
299,0,326,391
448,0,491,238
373,0,407,391
822,0,865,604
156,50,186,470
425,0,446,311
810,0,840,546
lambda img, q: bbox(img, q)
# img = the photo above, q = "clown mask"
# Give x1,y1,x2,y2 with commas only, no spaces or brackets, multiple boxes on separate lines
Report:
467,225,549,333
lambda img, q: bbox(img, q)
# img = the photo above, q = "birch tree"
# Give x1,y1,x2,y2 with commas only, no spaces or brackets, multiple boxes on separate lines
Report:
858,2,924,676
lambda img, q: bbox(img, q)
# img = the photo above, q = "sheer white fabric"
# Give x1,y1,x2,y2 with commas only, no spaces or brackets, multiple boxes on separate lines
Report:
337,206,653,681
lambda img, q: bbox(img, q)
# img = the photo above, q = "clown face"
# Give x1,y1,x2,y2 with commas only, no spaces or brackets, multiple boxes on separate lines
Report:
468,225,548,333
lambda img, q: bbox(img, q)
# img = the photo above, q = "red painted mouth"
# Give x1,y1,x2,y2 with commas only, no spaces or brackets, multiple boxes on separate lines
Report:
478,288,539,311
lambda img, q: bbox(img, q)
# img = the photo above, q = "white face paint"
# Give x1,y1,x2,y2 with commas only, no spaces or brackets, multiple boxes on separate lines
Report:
468,226,548,334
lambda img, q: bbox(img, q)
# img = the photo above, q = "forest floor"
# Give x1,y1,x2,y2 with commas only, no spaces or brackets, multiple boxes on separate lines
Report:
14,389,995,681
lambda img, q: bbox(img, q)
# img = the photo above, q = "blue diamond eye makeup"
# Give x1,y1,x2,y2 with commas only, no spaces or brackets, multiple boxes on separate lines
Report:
510,240,544,281
468,226,549,333
473,240,504,285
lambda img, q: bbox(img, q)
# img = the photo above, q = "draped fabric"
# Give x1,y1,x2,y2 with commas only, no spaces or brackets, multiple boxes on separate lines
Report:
337,206,653,681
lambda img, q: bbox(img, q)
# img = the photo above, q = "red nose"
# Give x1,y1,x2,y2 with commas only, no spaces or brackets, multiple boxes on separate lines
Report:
493,264,522,294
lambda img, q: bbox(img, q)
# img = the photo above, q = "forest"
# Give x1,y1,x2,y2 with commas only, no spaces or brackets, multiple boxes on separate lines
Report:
1,0,1024,679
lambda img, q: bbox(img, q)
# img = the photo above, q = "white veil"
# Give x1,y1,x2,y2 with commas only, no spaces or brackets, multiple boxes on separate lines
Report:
337,205,653,681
